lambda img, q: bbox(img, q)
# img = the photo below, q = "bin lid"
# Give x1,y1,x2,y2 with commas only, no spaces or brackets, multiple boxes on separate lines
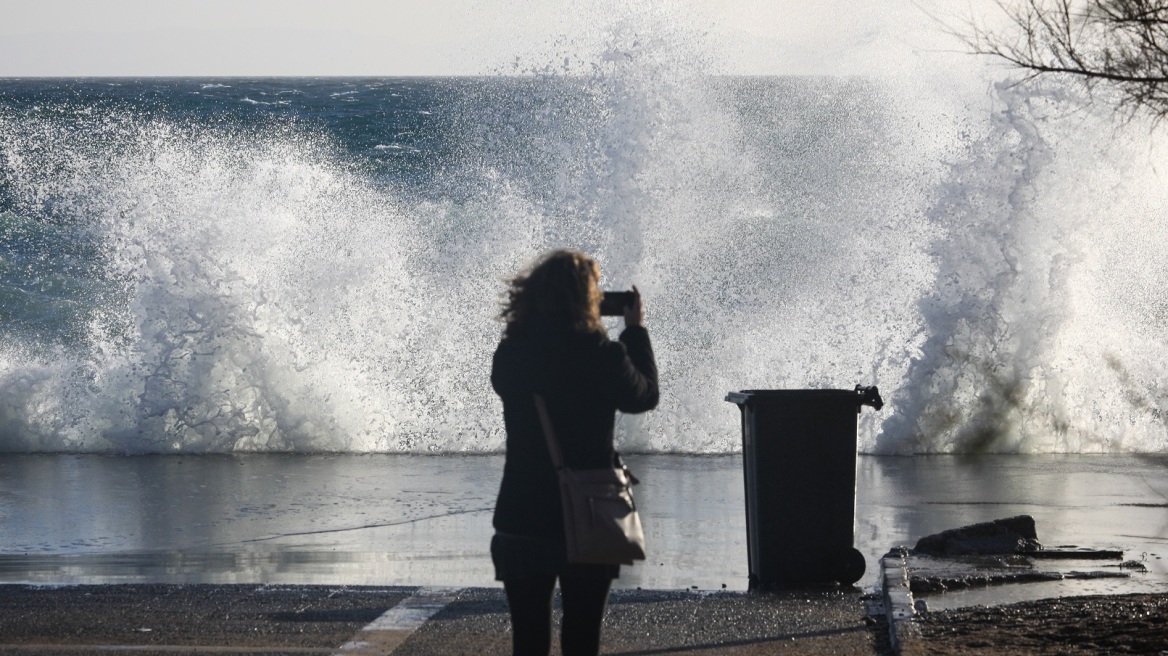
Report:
725,386,883,411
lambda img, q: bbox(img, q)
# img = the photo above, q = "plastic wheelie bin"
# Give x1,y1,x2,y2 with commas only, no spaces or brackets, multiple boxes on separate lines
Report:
725,386,883,589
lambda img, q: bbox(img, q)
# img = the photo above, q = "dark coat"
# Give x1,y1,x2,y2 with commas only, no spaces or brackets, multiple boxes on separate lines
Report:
491,325,658,537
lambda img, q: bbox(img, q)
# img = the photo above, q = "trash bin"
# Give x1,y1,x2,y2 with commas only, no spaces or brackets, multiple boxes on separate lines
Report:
725,386,883,589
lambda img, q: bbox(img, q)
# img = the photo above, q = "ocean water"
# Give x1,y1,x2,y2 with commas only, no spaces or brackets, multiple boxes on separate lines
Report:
1,71,1166,598
1,72,1168,455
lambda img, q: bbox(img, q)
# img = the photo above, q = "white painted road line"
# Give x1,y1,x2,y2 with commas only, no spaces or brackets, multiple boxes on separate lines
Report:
335,587,462,655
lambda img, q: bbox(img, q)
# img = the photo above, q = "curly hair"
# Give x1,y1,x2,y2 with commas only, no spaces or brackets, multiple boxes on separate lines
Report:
501,249,603,337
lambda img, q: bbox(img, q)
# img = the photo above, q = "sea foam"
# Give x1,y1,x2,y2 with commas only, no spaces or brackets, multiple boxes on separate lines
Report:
1,14,1167,454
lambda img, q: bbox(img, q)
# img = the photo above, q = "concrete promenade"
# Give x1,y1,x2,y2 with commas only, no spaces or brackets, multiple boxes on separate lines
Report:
0,584,883,656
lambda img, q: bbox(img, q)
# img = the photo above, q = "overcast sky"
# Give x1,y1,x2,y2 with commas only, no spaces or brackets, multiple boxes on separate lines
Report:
0,0,1001,77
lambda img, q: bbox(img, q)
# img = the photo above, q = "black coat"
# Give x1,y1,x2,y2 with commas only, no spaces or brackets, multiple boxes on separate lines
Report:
491,325,659,537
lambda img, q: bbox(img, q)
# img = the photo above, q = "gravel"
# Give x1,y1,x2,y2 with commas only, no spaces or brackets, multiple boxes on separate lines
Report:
904,592,1168,655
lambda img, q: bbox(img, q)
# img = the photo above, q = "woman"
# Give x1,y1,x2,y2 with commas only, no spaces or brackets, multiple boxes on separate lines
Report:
491,249,659,656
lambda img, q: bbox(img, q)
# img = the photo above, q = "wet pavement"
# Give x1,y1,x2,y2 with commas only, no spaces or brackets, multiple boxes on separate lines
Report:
0,584,409,654
1,454,1166,654
0,584,881,656
2,453,1165,604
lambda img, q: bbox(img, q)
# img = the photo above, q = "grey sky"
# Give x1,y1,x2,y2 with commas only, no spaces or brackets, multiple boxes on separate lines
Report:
0,0,999,77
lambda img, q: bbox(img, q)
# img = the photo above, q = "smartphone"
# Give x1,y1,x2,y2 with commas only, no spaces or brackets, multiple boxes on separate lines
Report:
600,291,636,316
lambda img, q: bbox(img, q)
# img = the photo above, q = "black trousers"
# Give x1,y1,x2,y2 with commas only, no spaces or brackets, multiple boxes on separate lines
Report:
503,574,612,656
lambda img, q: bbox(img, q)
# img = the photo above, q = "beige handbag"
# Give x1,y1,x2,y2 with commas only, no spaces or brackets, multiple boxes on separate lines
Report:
534,395,646,565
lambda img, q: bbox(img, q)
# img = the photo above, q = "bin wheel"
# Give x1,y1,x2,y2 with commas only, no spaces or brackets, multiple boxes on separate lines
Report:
833,547,866,586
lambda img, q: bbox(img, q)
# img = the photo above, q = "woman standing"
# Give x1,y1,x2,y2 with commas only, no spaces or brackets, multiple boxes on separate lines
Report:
490,249,659,656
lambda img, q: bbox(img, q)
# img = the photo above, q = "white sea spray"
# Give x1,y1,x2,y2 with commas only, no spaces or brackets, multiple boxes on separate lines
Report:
0,10,1167,453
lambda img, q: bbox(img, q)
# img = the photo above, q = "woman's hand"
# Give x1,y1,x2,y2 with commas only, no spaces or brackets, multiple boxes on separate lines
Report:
624,285,644,327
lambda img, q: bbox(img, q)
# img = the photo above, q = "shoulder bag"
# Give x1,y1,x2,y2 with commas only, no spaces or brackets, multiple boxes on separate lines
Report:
534,394,646,565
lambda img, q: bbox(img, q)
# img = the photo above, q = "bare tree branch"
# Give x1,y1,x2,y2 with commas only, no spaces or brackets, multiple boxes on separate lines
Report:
965,0,1168,121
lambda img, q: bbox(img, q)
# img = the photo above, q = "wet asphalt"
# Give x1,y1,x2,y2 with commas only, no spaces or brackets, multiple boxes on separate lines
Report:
0,584,884,655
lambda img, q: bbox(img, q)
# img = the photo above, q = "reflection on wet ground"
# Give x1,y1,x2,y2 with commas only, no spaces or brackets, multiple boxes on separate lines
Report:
0,454,1164,607
860,454,1168,608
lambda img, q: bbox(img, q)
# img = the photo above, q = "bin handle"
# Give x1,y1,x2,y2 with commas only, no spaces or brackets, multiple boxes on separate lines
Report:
855,385,883,413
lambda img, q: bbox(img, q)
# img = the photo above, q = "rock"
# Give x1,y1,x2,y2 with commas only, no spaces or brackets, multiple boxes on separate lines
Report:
913,515,1042,556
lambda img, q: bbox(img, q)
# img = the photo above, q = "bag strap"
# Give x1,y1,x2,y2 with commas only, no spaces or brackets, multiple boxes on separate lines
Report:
534,394,639,486
533,394,565,470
